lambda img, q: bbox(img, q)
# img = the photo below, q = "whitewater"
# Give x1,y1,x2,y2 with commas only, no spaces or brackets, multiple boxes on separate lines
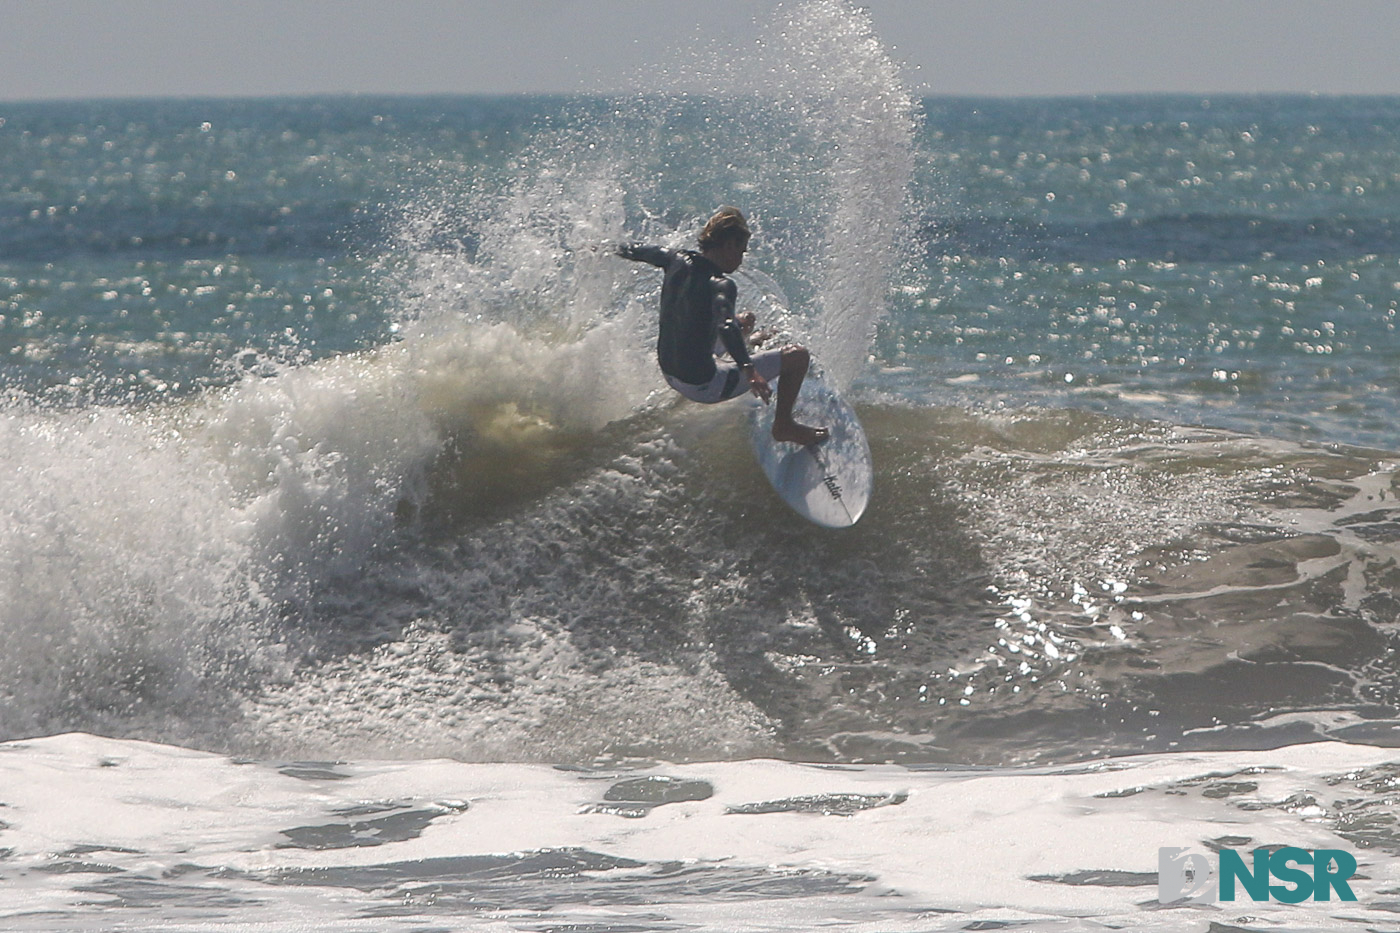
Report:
5,0,1400,928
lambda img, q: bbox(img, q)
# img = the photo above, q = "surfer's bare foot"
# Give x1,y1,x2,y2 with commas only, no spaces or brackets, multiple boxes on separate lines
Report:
772,420,829,446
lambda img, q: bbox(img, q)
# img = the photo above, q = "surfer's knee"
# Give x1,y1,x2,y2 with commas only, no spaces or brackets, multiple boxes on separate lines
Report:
781,344,810,373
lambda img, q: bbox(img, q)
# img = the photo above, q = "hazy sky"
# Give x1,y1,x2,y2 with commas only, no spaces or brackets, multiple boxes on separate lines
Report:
3,0,1400,101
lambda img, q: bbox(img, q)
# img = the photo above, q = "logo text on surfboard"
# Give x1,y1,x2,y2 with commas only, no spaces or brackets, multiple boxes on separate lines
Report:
823,474,843,500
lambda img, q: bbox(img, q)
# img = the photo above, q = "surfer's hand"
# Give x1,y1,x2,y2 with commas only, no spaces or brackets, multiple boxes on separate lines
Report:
747,367,772,403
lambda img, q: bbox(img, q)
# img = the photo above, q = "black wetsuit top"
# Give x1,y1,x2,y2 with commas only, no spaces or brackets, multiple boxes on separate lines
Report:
617,244,755,385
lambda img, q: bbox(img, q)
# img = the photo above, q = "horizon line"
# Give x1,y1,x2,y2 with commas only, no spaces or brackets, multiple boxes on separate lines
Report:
1,89,1392,108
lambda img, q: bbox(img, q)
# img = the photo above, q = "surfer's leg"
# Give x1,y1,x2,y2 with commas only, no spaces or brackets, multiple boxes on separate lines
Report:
716,350,780,402
771,345,829,446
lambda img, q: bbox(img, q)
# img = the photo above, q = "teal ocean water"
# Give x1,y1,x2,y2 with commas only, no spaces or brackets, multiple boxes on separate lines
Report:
4,2,1400,929
8,95,1400,445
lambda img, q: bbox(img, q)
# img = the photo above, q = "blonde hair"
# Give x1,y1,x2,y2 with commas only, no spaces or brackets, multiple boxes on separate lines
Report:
698,206,750,250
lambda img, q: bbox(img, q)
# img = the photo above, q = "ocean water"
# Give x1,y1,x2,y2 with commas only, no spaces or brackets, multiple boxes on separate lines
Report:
5,1,1400,929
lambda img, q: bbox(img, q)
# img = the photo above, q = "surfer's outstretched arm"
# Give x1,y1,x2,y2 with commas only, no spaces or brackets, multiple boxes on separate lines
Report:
615,243,674,268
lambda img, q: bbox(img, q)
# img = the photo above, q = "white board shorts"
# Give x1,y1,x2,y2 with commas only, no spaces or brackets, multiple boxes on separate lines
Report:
664,348,784,404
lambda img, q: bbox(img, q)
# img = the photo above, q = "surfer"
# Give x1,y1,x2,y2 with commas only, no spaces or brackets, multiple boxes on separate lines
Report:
616,207,828,446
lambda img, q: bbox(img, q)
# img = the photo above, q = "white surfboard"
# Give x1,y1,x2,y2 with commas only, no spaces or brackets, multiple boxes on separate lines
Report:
747,367,872,528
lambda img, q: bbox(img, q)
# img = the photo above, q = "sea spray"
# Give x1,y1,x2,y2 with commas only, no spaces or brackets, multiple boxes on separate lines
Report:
379,0,925,495
756,0,920,388
389,0,921,392
0,395,267,740
624,0,920,388
0,341,446,741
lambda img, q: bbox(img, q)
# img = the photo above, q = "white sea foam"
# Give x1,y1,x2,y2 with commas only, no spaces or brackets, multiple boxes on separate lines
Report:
2,734,1397,931
0,304,665,744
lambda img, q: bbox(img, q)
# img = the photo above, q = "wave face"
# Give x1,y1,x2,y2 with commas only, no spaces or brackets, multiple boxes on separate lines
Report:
230,403,1400,766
